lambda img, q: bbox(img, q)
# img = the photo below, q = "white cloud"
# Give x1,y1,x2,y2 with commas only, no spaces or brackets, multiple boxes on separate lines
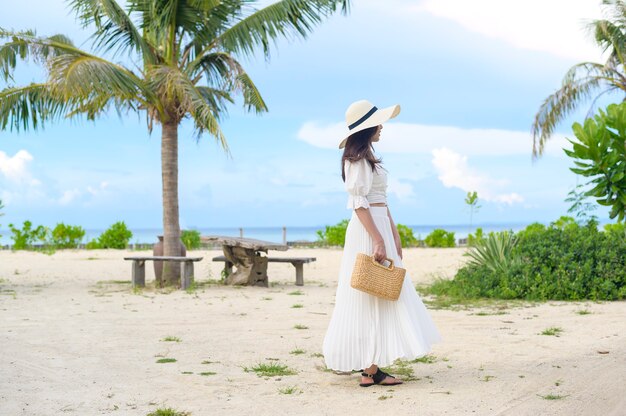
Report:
0,150,35,183
59,189,81,206
297,121,569,157
432,147,524,205
416,0,603,61
388,177,415,201
87,181,109,196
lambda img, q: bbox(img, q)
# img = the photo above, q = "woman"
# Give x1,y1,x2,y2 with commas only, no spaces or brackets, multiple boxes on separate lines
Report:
322,100,442,387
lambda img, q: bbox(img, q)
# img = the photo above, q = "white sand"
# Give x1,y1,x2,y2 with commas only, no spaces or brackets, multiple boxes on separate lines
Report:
0,248,624,416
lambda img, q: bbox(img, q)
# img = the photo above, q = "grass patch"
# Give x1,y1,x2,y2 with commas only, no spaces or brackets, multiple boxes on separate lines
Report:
471,310,508,316
576,309,592,315
538,394,568,400
185,281,198,294
147,408,190,416
540,327,564,337
291,304,303,309
378,395,392,400
156,358,177,364
412,354,437,364
278,385,302,395
262,297,273,301
290,348,306,355
555,379,563,386
244,362,297,377
161,336,181,343
481,375,495,382
181,371,193,375
381,359,417,381
199,372,216,376
288,290,304,296
293,324,308,330
201,360,219,364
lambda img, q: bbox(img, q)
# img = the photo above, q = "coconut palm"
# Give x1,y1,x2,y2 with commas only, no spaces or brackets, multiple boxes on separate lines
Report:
0,0,350,286
532,0,626,158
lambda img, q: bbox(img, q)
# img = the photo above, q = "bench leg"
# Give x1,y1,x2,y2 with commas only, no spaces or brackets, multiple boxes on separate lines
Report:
132,260,146,288
294,263,304,286
182,261,194,290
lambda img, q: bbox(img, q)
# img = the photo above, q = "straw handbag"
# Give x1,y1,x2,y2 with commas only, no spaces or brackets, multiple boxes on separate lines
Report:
350,253,406,301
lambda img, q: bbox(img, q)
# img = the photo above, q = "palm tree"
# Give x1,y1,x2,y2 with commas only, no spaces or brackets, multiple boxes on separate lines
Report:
0,0,350,286
532,0,626,158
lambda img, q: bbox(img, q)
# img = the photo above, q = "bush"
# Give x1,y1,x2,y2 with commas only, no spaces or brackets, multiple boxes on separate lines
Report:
316,219,349,247
9,221,49,250
181,230,201,250
51,223,85,249
467,227,485,246
424,229,456,248
603,222,626,237
429,220,626,301
89,221,133,249
396,224,418,247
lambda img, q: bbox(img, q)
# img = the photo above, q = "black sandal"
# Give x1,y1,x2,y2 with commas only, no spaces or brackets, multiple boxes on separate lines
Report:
359,369,403,387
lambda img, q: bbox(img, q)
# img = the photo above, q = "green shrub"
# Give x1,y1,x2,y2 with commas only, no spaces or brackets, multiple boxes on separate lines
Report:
603,222,626,237
429,220,626,301
9,221,49,250
181,229,201,250
424,229,456,248
465,231,518,274
51,223,85,249
316,219,349,247
467,227,485,246
397,224,418,247
90,221,133,249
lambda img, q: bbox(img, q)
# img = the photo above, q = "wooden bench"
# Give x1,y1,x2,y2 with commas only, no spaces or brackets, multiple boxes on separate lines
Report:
123,256,203,289
212,255,316,286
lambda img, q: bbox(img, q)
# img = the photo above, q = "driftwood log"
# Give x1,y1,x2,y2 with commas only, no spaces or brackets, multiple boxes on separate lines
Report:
202,236,287,286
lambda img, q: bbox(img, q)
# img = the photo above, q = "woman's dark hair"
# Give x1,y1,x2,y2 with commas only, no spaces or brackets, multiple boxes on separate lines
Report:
341,126,382,181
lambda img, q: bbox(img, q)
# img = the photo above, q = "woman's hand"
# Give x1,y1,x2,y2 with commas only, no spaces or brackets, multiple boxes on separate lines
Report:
373,240,387,263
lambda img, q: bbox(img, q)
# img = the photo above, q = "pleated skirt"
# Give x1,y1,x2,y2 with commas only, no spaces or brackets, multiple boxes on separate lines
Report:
322,206,442,371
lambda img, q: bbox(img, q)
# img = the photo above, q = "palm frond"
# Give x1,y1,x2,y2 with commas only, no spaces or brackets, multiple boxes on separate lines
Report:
188,51,267,113
69,0,158,64
0,83,76,131
0,29,76,82
147,65,229,150
216,0,350,58
47,53,146,102
531,63,626,157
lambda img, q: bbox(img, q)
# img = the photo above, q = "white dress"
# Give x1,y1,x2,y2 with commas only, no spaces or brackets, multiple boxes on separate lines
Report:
322,159,442,371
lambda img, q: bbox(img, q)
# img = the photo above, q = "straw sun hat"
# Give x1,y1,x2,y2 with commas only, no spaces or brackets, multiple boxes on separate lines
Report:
338,99,401,149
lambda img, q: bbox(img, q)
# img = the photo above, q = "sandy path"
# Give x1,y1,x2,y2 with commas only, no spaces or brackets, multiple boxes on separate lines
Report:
0,248,624,416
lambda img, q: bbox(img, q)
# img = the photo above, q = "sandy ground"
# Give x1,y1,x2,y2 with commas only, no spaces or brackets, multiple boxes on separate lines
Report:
0,247,625,416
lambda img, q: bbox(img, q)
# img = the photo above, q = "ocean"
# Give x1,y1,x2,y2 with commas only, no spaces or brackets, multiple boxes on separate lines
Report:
0,223,533,246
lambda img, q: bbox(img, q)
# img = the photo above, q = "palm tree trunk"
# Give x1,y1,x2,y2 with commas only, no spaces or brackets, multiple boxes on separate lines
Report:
160,118,181,287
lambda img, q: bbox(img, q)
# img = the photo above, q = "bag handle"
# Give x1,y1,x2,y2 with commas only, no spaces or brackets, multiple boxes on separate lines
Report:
370,255,394,271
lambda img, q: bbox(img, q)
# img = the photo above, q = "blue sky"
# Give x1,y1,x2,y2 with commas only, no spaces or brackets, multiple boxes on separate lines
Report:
0,0,617,231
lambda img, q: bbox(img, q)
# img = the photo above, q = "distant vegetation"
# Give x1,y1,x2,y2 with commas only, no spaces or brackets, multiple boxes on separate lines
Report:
181,230,201,250
86,221,133,249
316,219,419,248
424,229,456,248
425,217,626,301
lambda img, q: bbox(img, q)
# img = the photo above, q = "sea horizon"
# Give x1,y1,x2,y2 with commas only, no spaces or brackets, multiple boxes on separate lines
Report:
0,219,601,246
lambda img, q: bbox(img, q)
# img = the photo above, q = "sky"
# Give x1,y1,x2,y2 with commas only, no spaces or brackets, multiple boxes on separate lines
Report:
0,0,619,233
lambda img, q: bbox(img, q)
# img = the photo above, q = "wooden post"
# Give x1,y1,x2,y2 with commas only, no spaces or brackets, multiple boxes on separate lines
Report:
294,262,304,286
181,260,194,290
132,260,146,287
282,226,287,245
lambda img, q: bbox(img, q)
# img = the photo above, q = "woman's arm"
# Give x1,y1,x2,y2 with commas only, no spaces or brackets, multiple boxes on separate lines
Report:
355,208,387,263
387,207,403,259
